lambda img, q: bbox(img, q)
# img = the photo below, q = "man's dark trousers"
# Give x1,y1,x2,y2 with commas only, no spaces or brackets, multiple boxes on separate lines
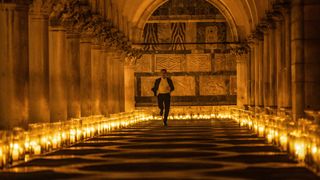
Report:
158,93,171,124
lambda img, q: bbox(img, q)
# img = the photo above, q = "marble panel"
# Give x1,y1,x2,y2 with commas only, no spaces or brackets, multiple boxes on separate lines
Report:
135,54,152,72
205,26,218,49
155,54,184,72
186,54,211,72
199,76,228,95
140,76,157,97
225,54,237,71
171,76,196,96
213,53,226,72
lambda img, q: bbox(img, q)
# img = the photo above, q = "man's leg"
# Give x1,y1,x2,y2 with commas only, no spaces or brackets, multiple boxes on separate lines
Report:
157,94,164,116
163,93,171,126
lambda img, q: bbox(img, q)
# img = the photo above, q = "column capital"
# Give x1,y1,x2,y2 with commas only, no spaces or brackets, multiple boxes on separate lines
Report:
231,43,250,57
267,10,284,22
29,0,52,15
0,1,30,11
272,1,291,13
124,56,138,67
251,29,264,41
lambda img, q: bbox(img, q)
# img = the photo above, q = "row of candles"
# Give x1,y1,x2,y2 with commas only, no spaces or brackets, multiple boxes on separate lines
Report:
0,110,153,168
151,114,213,120
226,108,320,176
149,106,320,175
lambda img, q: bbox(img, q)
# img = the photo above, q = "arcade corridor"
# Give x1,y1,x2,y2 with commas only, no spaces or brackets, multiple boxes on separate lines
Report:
1,119,318,179
1,0,320,178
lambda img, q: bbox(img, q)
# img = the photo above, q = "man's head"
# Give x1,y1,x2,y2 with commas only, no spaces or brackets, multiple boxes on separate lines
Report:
161,69,167,78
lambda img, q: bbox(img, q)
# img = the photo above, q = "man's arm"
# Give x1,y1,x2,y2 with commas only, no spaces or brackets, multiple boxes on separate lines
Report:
168,78,174,92
151,78,160,96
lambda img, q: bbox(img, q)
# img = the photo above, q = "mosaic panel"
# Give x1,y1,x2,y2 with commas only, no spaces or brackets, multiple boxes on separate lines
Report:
155,54,184,72
171,76,196,96
140,76,158,97
213,53,226,72
186,54,211,72
205,26,218,49
225,54,237,71
135,55,152,72
199,76,228,95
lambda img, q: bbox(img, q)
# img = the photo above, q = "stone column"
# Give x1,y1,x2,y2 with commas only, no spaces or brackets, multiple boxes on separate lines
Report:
258,40,264,107
301,0,320,111
113,53,121,113
249,43,256,106
291,0,304,120
105,50,115,114
246,49,252,107
275,19,285,109
124,58,136,112
48,26,67,122
28,6,50,123
0,3,29,129
236,53,248,107
254,41,260,107
91,44,102,115
80,36,92,117
66,32,80,119
118,55,125,112
263,31,270,108
283,9,292,109
100,47,109,116
269,25,277,108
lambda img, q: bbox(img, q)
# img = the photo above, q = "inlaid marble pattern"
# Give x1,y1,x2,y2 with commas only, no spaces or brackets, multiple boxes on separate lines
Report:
135,54,152,72
171,76,196,96
186,54,211,72
213,53,236,72
1,119,317,180
225,53,237,71
140,76,157,96
199,76,228,95
213,53,226,72
155,54,184,72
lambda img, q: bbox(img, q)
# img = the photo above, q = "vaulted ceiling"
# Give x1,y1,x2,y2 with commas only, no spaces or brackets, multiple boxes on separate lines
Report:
87,0,274,42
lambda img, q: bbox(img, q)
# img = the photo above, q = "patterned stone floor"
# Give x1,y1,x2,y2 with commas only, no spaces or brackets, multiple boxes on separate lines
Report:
0,119,319,180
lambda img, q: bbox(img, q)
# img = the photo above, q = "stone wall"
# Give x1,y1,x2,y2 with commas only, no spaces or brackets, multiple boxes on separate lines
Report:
135,53,236,106
135,0,237,107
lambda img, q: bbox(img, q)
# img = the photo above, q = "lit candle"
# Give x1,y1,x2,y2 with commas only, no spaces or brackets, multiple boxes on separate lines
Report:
70,129,76,144
294,140,306,160
34,144,41,155
11,143,20,161
0,146,3,168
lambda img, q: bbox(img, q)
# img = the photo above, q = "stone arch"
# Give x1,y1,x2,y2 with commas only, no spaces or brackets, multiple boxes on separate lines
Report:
132,0,240,43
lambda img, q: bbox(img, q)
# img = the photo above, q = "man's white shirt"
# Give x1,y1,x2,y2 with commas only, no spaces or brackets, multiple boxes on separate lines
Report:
158,78,171,94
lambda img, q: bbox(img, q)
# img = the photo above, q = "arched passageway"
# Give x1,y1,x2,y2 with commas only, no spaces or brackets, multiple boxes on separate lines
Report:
1,0,320,178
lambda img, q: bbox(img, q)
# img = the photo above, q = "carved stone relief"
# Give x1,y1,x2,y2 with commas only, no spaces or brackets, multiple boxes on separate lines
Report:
213,53,226,72
186,54,211,72
155,54,184,72
199,76,229,95
140,76,157,97
171,76,196,96
135,55,152,72
205,26,218,49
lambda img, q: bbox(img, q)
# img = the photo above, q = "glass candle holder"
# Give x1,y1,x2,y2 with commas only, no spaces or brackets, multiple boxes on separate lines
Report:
0,131,10,168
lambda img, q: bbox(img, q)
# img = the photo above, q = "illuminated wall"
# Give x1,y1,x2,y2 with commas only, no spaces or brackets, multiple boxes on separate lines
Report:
135,0,237,106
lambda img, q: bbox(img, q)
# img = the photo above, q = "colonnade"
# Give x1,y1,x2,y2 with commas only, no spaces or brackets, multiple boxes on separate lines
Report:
240,0,320,120
0,1,139,129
